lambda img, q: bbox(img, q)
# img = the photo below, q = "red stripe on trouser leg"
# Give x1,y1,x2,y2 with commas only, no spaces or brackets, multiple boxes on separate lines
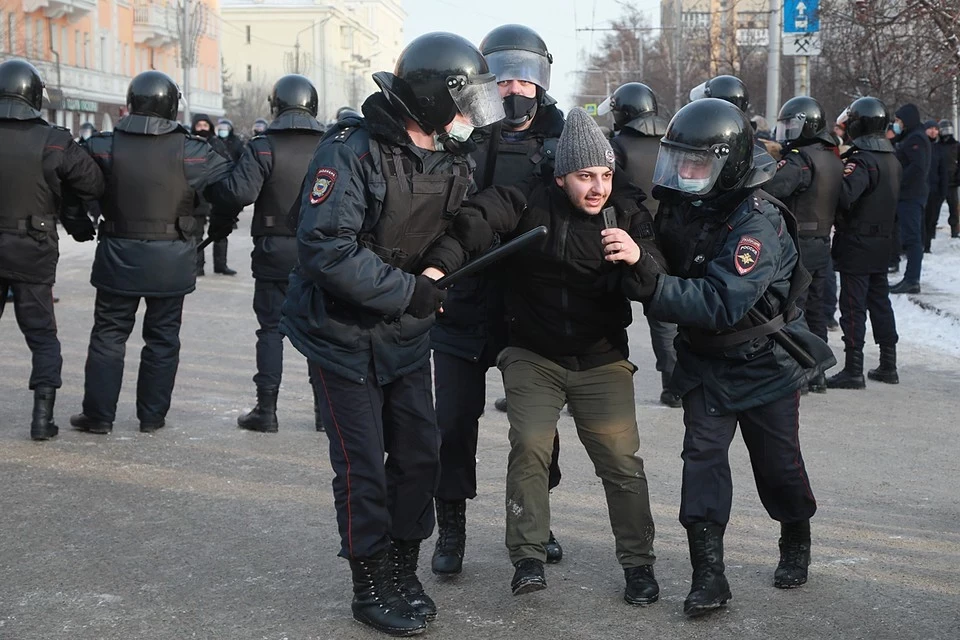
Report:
318,366,354,559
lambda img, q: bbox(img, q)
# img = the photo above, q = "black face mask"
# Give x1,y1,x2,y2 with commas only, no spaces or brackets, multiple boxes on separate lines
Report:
502,94,538,128
193,127,212,138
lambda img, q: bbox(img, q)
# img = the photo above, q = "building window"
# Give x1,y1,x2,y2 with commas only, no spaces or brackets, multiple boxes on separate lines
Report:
84,33,91,68
24,16,32,57
245,25,250,44
340,25,353,51
61,27,68,62
100,35,107,71
75,31,81,66
246,64,251,82
8,14,16,54
36,19,43,59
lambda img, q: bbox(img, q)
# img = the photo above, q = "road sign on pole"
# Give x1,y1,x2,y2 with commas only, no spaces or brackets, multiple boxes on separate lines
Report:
782,32,821,56
783,0,819,34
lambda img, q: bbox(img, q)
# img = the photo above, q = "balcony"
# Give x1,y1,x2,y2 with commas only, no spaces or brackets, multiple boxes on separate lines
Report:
133,2,178,48
21,0,95,20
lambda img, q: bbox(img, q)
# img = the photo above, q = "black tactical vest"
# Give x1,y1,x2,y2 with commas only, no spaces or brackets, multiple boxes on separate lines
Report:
472,133,557,188
838,150,902,237
251,132,322,237
364,141,471,272
100,131,195,241
0,122,55,233
789,144,843,237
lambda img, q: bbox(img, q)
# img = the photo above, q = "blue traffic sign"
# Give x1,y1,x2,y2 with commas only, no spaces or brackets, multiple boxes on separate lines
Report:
783,0,820,33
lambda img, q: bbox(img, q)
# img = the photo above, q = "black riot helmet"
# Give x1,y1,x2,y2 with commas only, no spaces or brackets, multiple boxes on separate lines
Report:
939,119,955,138
653,98,775,200
480,25,552,128
373,32,505,136
0,59,45,110
775,95,833,147
840,96,890,142
689,75,750,112
126,71,181,120
269,74,319,117
598,82,668,135
252,117,268,135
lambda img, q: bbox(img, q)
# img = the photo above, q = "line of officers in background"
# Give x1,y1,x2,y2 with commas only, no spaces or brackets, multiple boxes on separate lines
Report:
0,21,911,635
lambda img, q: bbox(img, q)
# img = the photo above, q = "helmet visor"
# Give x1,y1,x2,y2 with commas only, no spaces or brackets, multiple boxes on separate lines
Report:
688,81,709,103
448,73,506,128
484,49,551,90
941,124,955,137
597,96,613,116
775,114,805,144
652,143,729,196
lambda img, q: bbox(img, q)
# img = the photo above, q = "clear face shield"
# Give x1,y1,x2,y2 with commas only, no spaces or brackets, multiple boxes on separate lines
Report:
447,73,506,129
652,143,731,196
775,113,806,144
688,81,709,103
484,49,551,90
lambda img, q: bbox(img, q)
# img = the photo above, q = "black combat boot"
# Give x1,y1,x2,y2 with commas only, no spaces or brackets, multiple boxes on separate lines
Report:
867,344,899,384
511,558,546,595
392,539,437,620
683,523,732,617
623,565,660,605
774,519,811,588
70,413,113,434
30,387,59,441
889,279,920,294
826,349,865,389
544,530,563,563
213,239,236,275
808,371,827,394
237,386,279,433
432,499,466,575
350,550,427,636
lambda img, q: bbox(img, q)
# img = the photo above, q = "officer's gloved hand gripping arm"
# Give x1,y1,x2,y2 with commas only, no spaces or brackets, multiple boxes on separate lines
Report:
648,216,783,330
57,137,106,241
296,142,422,319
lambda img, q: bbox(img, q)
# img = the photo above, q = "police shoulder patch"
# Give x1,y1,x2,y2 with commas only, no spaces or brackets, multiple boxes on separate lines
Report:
734,235,762,276
777,158,788,169
309,167,337,206
843,161,857,176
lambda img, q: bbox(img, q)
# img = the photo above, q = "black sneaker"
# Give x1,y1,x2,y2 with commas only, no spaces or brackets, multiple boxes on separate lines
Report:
544,530,563,564
511,558,546,595
624,565,660,605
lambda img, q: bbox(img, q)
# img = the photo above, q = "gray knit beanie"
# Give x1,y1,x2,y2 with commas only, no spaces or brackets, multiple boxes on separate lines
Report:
555,107,616,176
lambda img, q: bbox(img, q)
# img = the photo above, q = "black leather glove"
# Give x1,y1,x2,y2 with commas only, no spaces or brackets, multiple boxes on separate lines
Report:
450,211,495,256
405,275,447,319
207,216,235,242
70,221,96,242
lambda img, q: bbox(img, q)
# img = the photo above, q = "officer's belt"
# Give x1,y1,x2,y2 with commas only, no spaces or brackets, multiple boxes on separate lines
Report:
685,313,786,351
100,219,177,238
0,219,30,233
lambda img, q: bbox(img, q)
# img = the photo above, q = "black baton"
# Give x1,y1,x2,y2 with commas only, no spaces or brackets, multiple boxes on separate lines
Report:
746,308,817,369
196,237,214,253
435,225,548,289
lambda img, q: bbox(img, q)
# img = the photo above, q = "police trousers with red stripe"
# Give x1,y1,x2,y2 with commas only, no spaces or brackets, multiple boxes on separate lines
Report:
679,386,817,528
308,359,440,559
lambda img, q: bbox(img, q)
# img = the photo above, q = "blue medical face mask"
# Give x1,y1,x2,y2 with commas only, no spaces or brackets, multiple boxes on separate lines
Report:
217,128,230,138
892,122,903,136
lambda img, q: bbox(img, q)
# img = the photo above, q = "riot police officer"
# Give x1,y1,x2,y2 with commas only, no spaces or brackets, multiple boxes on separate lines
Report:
430,23,567,577
630,98,832,616
251,117,268,136
689,74,751,112
70,71,236,435
207,74,325,433
827,97,902,389
279,33,502,636
599,81,681,408
0,59,105,440
766,96,843,392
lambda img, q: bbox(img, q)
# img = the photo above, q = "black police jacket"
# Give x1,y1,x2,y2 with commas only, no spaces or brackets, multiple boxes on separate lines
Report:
610,129,662,213
765,142,843,238
928,140,950,199
458,181,664,371
833,144,903,274
0,99,105,284
648,189,834,414
431,102,565,364
209,111,324,282
895,126,931,202
83,115,234,297
279,92,487,385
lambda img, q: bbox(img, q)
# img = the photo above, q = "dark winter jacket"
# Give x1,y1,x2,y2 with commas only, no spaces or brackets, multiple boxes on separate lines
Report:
928,138,950,200
431,101,566,364
208,111,324,281
894,104,931,201
942,135,959,188
647,188,835,413
610,129,662,213
0,99,105,284
459,181,664,371
279,92,488,385
82,114,235,297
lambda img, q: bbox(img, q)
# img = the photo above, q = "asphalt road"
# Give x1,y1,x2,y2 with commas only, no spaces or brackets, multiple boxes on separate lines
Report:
1,216,958,640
